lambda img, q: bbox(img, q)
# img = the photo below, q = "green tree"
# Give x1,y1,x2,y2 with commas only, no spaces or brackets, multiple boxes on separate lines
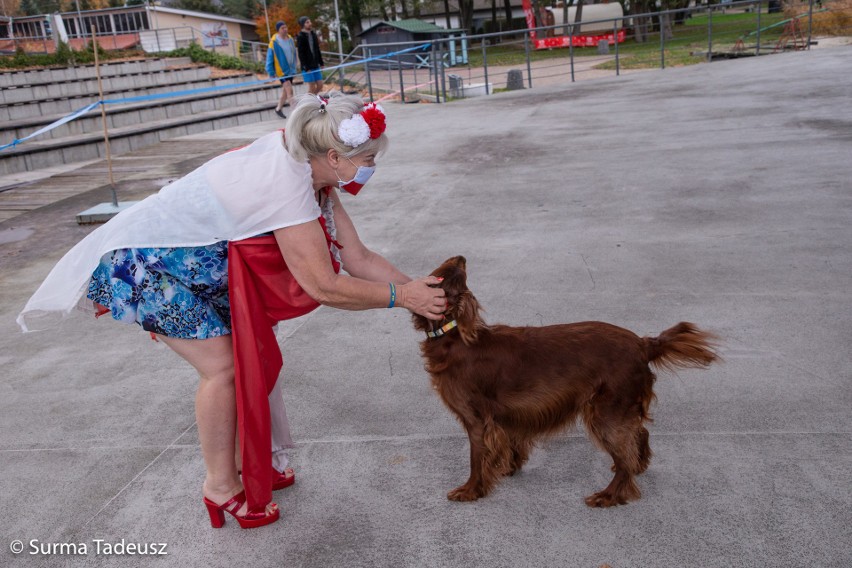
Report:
338,0,367,47
173,0,221,14
20,0,40,15
457,0,474,32
220,0,254,19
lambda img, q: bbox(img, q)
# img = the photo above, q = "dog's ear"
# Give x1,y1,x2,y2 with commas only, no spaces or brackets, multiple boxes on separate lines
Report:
455,290,481,346
410,310,430,333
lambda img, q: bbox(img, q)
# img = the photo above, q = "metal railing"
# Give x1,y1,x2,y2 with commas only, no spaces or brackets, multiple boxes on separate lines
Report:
0,25,268,64
138,26,267,64
334,0,845,103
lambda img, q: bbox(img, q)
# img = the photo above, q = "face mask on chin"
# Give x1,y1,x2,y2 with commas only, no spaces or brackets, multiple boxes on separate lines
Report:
337,158,375,196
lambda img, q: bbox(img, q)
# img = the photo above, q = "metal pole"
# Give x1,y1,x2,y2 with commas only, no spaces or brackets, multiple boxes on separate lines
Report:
756,0,761,56
614,19,619,76
333,0,345,82
261,0,270,42
482,39,489,95
366,46,374,102
439,40,448,102
807,0,813,50
74,0,82,40
524,31,532,89
92,24,117,206
707,6,713,62
660,12,665,69
431,42,439,102
147,2,161,52
397,52,405,103
569,27,575,82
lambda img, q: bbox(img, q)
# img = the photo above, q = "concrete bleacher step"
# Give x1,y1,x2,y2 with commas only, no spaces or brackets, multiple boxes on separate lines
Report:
0,102,282,175
0,56,305,176
0,57,192,88
0,85,305,176
0,64,212,104
2,82,280,143
0,72,259,121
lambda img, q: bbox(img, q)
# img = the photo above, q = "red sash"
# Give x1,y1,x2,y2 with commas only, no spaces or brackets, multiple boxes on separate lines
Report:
228,216,340,513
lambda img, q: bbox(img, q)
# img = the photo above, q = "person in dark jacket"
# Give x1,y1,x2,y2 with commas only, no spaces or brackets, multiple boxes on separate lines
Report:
296,16,324,95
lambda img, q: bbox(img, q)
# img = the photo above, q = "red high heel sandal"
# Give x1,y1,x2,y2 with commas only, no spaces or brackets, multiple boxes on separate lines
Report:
202,491,279,529
272,467,296,491
238,467,296,491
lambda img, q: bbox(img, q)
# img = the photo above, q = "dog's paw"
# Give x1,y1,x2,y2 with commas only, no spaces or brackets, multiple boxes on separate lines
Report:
447,485,482,502
584,490,629,508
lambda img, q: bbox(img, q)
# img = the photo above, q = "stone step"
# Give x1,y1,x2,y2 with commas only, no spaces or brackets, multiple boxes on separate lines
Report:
0,73,258,121
0,57,193,88
1,64,212,104
2,81,279,142
0,101,282,176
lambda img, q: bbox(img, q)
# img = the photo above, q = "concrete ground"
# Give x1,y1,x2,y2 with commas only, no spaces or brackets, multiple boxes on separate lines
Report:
1,46,850,567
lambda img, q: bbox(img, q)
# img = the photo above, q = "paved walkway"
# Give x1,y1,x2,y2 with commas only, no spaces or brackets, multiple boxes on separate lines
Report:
0,46,850,567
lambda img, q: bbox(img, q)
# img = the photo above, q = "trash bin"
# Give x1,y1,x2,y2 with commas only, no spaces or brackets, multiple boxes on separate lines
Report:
506,69,524,91
448,74,463,98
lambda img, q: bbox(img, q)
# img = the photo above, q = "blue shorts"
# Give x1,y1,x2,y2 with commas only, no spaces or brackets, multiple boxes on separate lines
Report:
302,69,323,83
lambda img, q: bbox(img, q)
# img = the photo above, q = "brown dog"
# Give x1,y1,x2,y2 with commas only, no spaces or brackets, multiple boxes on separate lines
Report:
412,256,719,507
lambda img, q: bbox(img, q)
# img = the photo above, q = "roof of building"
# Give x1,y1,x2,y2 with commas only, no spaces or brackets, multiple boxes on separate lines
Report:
5,5,254,27
149,6,255,26
359,19,465,36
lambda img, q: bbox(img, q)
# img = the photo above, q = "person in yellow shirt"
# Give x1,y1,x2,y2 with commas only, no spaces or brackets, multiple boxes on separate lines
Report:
266,21,297,118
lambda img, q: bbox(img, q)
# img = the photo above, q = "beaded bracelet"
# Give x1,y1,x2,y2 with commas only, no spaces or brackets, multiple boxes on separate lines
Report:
387,282,397,308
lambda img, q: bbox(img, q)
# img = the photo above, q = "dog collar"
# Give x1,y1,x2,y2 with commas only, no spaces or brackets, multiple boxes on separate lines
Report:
426,320,457,339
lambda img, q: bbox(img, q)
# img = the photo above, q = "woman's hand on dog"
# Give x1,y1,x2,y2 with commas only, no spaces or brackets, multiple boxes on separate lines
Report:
400,276,446,320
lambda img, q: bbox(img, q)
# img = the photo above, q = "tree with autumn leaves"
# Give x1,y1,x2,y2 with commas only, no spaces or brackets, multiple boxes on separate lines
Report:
255,4,298,44
255,0,328,44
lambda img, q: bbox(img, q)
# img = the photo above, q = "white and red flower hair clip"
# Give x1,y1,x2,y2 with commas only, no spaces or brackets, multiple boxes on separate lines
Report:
338,102,387,148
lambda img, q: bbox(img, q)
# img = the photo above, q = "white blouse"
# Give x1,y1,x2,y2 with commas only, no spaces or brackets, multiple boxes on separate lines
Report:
18,130,321,332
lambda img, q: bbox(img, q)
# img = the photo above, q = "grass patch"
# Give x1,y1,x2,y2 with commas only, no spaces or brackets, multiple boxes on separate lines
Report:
596,49,706,70
594,10,789,69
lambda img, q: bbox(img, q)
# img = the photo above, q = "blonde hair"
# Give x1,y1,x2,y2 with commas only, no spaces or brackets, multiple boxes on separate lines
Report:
285,92,389,162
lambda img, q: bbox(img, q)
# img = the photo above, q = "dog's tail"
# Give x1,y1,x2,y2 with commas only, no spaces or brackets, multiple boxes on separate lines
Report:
644,322,720,372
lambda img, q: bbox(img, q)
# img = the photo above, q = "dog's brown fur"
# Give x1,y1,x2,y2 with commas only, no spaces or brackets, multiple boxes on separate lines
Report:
412,256,719,506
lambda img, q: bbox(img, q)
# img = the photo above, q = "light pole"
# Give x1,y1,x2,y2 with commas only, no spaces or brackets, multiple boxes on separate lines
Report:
333,0,344,81
74,0,82,40
260,0,271,41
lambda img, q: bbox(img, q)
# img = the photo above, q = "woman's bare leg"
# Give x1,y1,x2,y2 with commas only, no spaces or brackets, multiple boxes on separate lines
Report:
158,334,275,517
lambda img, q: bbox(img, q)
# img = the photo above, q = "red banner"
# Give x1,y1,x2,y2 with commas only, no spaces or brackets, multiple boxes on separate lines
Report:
521,0,626,50
534,29,626,50
521,0,538,40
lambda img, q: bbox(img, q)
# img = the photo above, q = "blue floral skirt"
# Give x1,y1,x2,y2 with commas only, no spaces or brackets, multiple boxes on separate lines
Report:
86,242,231,339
